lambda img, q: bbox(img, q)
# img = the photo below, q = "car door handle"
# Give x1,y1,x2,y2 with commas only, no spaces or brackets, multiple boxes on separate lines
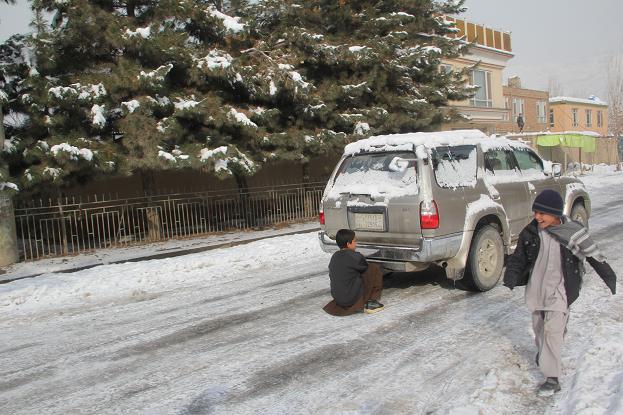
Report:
492,194,501,200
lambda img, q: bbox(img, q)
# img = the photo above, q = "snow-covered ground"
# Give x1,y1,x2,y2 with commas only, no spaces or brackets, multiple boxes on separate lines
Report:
0,166,622,414
1,221,319,283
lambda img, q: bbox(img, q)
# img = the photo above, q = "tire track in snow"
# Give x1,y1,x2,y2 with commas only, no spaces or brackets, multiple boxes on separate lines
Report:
0,263,330,412
203,285,545,414
112,288,329,360
152,269,328,316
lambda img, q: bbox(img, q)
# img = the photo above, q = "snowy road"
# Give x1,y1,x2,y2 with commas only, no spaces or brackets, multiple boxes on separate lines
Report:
1,169,622,415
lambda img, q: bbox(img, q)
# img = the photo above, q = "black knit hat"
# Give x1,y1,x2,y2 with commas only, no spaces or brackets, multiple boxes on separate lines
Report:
532,189,563,217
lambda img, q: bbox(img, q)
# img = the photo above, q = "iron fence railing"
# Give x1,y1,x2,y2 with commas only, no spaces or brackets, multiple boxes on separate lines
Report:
14,182,326,261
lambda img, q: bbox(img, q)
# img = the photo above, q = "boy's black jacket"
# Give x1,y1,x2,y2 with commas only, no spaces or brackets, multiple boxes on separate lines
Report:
503,219,616,306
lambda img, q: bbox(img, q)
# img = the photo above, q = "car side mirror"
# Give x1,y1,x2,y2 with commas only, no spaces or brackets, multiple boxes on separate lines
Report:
551,163,562,177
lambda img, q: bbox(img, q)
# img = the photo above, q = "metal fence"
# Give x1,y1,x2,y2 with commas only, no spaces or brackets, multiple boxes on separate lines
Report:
14,182,326,261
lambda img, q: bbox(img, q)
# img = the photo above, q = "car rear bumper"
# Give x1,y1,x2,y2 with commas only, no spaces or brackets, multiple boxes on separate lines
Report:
318,231,462,264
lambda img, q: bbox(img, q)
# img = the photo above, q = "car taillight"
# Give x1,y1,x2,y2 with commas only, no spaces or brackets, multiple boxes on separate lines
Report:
319,211,325,225
420,200,439,229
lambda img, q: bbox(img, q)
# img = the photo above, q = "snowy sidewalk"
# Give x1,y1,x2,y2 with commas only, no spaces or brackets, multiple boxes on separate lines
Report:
1,221,320,284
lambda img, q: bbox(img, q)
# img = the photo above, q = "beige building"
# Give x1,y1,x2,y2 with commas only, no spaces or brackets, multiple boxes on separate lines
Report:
441,17,513,134
496,76,549,134
549,96,609,136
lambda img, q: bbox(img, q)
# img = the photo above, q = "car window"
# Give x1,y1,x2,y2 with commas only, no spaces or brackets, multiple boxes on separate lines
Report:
331,151,417,196
337,152,416,176
431,145,477,188
484,149,519,174
512,148,544,174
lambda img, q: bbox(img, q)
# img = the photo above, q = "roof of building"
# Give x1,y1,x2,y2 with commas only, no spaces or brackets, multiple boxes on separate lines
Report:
503,85,549,94
444,16,512,54
506,130,601,138
549,96,608,106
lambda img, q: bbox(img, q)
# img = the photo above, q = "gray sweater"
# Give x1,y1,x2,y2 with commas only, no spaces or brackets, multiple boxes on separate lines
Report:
328,249,368,307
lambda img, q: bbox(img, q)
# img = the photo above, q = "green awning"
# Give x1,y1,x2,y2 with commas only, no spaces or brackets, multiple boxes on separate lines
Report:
536,134,596,152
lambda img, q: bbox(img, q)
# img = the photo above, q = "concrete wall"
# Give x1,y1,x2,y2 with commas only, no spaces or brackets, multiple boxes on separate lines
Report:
519,136,620,167
16,155,342,203
0,192,18,268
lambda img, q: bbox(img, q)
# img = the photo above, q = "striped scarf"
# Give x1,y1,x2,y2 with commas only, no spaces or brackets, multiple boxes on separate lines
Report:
546,217,606,262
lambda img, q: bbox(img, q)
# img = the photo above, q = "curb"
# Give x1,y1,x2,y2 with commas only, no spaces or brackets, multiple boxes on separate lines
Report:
1,227,321,285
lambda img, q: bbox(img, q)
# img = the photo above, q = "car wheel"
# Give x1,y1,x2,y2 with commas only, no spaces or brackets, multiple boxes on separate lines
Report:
464,224,504,292
571,203,588,227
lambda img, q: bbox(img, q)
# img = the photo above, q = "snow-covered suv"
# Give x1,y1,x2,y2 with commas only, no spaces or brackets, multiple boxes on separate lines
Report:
318,130,591,291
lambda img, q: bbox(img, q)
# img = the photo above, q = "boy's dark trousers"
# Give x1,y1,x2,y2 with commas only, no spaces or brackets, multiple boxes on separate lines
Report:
323,264,383,316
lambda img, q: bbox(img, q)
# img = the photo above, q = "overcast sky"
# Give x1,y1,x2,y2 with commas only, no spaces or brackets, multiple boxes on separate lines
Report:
0,1,33,43
1,0,622,99
462,0,623,99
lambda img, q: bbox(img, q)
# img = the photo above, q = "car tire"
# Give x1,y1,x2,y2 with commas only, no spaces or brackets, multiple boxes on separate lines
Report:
571,203,588,227
463,224,504,292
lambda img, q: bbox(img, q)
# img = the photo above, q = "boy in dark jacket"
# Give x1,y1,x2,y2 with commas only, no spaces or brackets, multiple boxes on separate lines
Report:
504,189,616,396
323,229,384,316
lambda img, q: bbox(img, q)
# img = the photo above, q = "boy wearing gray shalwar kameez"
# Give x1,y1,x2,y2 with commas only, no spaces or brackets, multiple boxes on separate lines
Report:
526,229,569,382
504,190,617,395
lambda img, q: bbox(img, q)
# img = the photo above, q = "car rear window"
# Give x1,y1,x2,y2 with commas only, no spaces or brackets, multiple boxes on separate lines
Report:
431,145,477,188
330,152,417,198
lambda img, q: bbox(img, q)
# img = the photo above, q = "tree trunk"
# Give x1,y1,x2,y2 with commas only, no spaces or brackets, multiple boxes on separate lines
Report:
212,0,224,11
57,193,69,255
302,161,311,186
127,0,136,17
234,173,254,227
139,170,161,241
302,161,315,218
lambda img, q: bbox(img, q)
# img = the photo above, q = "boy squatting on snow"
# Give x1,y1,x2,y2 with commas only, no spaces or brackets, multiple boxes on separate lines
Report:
503,189,617,395
323,229,385,316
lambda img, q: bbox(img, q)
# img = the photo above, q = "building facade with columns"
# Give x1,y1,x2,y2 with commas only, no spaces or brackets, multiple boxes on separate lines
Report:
441,17,513,134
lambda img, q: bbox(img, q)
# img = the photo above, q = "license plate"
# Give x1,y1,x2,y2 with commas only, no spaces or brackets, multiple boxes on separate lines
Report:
353,213,385,231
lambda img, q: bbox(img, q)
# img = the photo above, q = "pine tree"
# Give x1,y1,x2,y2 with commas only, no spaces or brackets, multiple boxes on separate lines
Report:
1,34,32,192
234,0,473,177
1,0,473,194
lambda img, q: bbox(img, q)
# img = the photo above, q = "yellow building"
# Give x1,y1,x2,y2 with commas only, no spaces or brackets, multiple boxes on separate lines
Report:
441,17,513,134
549,96,609,136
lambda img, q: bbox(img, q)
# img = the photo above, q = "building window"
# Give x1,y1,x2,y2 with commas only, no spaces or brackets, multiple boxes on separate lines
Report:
597,110,603,127
549,109,554,128
536,101,546,123
440,64,453,74
503,97,510,121
470,69,492,108
572,108,579,127
585,109,592,127
512,98,524,118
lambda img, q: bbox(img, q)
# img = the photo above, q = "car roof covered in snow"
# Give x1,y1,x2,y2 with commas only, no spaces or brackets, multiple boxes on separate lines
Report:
343,129,530,156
